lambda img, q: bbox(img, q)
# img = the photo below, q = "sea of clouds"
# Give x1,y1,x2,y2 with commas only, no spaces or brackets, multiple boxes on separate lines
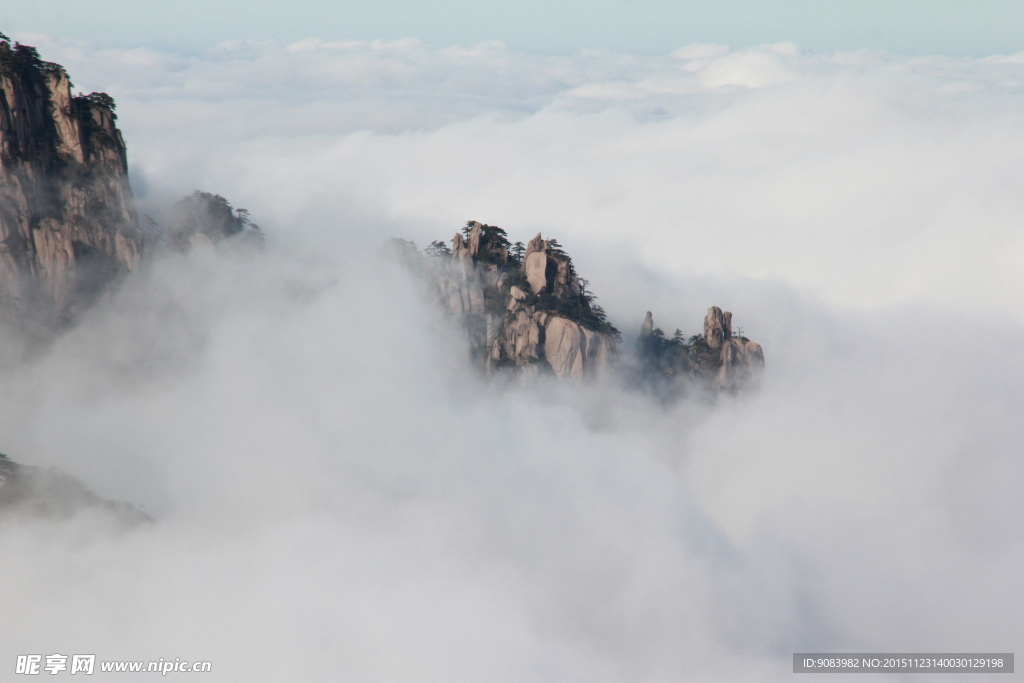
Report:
1,34,1023,681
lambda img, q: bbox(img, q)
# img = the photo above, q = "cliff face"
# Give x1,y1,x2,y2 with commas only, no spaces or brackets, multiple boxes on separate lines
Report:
414,222,618,382
399,222,765,394
0,39,142,322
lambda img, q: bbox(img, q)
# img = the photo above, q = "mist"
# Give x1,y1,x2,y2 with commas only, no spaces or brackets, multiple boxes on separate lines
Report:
1,34,1022,681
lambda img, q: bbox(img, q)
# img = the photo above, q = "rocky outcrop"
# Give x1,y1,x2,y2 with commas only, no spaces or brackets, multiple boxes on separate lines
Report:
0,453,150,526
701,306,764,390
640,311,654,337
166,191,263,251
0,39,144,322
635,308,764,395
420,222,618,382
400,222,765,393
703,305,732,349
523,233,549,295
715,335,765,392
0,39,261,327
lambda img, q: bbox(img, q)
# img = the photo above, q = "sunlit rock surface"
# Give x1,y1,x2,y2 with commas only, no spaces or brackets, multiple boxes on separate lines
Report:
428,225,617,382
398,223,764,394
0,39,142,323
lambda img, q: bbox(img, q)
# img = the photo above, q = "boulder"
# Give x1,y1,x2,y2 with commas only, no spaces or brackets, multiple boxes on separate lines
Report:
544,316,585,380
704,306,732,349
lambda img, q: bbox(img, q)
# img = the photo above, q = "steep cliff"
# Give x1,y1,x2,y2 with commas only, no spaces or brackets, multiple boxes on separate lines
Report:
398,222,619,381
398,221,765,394
0,37,143,323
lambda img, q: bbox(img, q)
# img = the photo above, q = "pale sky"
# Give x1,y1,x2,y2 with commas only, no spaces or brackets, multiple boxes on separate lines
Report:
6,0,1024,55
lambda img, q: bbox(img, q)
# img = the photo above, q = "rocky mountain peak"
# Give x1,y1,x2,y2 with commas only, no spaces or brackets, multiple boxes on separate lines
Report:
703,305,732,349
0,36,141,323
0,38,262,330
397,222,765,395
400,223,618,382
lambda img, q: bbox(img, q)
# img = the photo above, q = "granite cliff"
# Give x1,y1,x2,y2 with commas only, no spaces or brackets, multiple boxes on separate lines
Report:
0,36,143,323
0,36,265,330
428,222,617,381
395,222,765,395
0,38,262,523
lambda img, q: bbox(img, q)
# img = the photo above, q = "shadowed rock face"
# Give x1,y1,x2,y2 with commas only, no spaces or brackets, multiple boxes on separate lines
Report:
166,191,264,252
0,39,143,324
0,455,150,527
635,308,765,396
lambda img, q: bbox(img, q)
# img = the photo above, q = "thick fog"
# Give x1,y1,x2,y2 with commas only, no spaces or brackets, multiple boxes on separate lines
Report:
2,36,1023,681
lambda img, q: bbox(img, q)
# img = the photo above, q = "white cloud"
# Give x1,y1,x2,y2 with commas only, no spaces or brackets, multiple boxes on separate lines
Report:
1,34,1022,681
696,49,797,88
671,43,730,60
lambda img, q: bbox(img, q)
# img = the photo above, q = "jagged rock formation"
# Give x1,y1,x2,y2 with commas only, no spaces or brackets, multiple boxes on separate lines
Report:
636,307,764,394
0,38,143,322
416,222,618,381
0,38,261,327
398,221,765,394
0,453,150,526
703,306,765,392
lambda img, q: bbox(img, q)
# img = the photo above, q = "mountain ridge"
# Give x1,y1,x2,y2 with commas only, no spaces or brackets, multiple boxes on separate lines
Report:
392,221,765,395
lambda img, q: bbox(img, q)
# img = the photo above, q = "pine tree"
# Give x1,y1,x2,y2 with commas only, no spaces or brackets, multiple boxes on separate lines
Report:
426,240,452,257
509,241,525,267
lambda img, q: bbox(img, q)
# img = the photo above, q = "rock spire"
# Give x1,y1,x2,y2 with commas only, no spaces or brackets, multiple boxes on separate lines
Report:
634,309,764,395
416,223,617,382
